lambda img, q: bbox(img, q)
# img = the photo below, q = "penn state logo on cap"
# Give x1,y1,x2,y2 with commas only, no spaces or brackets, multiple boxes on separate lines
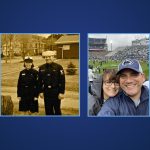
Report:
122,59,133,66
117,59,143,74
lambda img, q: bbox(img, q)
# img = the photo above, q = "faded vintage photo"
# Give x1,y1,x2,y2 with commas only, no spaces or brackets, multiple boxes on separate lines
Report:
1,33,79,116
88,34,149,116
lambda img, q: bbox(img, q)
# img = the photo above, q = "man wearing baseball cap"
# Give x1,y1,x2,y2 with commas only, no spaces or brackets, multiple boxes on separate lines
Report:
97,59,149,116
38,50,65,115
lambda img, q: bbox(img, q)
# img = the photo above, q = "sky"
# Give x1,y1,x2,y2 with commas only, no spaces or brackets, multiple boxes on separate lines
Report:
88,34,149,51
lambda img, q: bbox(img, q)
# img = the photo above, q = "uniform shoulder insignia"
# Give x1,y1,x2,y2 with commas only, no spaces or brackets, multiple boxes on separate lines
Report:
60,70,64,75
22,73,25,76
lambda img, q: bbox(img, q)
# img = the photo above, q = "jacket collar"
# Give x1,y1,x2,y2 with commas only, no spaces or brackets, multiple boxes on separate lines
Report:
122,85,149,103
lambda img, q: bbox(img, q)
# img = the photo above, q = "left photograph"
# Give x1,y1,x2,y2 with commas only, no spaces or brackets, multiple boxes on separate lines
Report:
1,33,80,116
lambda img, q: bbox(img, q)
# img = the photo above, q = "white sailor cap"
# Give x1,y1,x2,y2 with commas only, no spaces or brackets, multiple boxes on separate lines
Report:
24,56,33,63
42,51,56,57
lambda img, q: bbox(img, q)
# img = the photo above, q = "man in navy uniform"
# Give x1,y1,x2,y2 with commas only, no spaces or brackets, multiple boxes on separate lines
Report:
38,50,65,115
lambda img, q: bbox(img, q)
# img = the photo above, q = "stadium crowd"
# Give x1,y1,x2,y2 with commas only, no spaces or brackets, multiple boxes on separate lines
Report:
89,45,149,62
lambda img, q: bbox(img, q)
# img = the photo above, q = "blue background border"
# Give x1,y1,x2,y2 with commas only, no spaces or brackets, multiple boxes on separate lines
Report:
1,0,150,150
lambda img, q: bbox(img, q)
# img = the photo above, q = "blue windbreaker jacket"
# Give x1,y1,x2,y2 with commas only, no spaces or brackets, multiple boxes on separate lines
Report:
97,86,149,116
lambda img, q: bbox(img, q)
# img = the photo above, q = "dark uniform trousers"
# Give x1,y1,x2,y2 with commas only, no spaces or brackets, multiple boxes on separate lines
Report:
44,96,61,115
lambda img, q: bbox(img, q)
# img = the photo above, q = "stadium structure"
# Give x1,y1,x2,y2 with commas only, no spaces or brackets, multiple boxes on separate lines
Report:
106,37,149,61
88,38,109,60
132,37,149,46
89,38,108,51
89,37,149,61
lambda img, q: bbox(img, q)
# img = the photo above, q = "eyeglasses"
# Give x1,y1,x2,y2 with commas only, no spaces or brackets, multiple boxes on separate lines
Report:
104,80,119,86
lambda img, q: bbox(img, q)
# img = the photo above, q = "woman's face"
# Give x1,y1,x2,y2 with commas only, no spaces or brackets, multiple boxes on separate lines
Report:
25,62,32,70
103,74,120,100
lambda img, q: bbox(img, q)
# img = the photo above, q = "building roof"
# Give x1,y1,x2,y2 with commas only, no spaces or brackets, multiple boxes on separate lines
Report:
55,35,79,44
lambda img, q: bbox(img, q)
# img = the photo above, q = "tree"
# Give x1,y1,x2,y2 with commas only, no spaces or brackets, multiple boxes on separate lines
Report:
46,34,64,50
16,34,33,60
8,34,15,63
1,34,16,63
2,34,8,63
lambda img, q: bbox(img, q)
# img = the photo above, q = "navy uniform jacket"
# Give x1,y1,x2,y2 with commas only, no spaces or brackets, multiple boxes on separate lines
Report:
97,86,149,116
38,62,65,97
17,68,39,98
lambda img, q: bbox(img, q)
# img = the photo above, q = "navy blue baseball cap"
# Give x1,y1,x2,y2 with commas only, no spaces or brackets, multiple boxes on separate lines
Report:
117,59,143,75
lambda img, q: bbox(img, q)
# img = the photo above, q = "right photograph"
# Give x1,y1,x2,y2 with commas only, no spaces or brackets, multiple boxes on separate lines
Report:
88,33,149,117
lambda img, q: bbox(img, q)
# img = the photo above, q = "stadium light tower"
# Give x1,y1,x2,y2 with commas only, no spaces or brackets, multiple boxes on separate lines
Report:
110,40,112,51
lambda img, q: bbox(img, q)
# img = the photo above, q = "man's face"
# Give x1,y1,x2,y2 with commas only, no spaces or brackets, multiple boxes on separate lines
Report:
44,55,56,63
119,69,145,100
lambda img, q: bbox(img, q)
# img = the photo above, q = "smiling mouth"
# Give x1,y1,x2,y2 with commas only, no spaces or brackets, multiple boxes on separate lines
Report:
109,89,118,93
125,84,136,88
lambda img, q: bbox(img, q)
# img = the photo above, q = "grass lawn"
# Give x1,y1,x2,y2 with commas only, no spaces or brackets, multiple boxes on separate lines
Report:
89,60,149,79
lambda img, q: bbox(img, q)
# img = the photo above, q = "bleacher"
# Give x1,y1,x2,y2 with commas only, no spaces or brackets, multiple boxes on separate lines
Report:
88,50,110,61
108,45,149,61
89,45,149,62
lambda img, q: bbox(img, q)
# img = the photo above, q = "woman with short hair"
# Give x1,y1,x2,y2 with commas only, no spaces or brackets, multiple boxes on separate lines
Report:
17,56,39,115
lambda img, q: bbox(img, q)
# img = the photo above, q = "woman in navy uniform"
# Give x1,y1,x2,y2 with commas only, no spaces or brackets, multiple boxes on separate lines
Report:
17,56,39,115
38,51,65,115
